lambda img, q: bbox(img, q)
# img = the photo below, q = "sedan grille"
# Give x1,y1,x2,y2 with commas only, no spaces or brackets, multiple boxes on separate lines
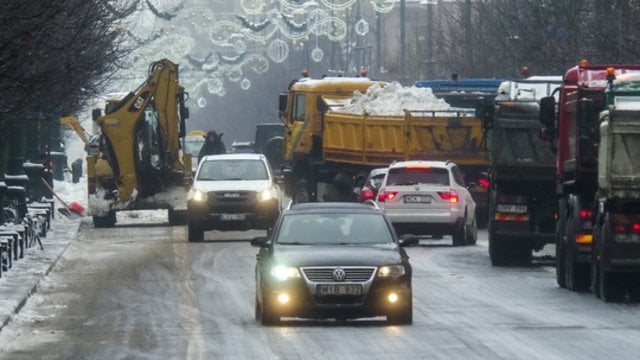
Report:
301,267,376,282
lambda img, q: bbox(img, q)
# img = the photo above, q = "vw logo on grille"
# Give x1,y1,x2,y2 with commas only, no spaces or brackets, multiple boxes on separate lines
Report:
223,192,241,198
332,267,346,282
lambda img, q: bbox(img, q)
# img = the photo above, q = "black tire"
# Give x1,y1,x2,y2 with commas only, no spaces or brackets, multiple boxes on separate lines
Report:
258,292,279,326
168,208,188,226
488,218,509,266
188,223,204,242
93,211,116,228
387,299,413,325
466,215,477,245
293,178,315,204
565,201,590,292
556,198,567,288
600,270,626,302
628,275,640,302
452,218,466,246
513,242,532,266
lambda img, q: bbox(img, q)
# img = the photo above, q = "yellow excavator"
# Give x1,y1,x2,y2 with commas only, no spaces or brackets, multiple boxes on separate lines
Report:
79,59,192,227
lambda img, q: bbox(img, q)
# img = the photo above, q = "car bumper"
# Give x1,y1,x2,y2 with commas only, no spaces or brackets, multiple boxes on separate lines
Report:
384,208,464,236
188,198,279,231
264,278,412,319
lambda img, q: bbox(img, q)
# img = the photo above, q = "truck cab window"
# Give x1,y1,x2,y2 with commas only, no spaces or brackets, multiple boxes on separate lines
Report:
293,94,307,122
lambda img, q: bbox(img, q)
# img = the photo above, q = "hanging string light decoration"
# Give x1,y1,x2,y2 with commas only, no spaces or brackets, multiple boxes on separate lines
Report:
371,0,396,13
240,78,252,90
355,18,370,36
240,0,267,15
267,39,290,63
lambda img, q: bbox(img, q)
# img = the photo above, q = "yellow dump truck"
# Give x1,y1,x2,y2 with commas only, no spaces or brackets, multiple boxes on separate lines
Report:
279,77,489,219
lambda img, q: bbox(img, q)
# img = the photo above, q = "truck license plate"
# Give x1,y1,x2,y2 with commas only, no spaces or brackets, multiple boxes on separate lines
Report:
220,213,246,221
404,195,431,203
496,204,527,214
316,284,363,296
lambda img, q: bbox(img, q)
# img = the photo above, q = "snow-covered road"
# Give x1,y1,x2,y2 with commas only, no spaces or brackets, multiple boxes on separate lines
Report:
1,220,639,359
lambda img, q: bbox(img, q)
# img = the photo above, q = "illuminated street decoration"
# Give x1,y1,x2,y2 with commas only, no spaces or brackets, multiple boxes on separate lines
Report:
112,0,394,104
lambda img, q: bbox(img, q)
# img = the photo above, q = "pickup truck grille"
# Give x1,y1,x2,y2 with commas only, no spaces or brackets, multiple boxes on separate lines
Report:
301,267,376,282
207,191,256,210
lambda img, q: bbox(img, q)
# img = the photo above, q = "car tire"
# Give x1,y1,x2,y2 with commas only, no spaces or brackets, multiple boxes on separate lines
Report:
387,300,413,325
168,208,188,226
628,275,640,302
556,198,567,288
452,220,466,247
188,223,204,242
93,211,116,228
258,292,279,326
466,215,477,246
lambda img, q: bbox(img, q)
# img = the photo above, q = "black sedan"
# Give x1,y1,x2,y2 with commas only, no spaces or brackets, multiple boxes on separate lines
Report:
252,202,412,325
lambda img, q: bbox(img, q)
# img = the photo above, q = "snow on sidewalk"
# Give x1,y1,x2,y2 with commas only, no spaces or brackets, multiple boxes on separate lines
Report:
0,212,82,332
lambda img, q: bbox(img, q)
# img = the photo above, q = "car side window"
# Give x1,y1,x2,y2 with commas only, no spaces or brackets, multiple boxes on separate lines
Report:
451,166,465,186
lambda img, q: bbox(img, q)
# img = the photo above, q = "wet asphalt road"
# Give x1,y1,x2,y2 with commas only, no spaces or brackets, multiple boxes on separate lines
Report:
1,214,640,360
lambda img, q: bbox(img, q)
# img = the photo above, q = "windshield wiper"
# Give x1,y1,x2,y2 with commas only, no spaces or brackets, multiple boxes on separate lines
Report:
278,241,304,245
392,182,417,186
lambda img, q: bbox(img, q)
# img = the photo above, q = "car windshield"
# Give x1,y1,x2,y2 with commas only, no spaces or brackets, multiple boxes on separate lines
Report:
387,167,449,186
276,213,394,245
197,159,268,181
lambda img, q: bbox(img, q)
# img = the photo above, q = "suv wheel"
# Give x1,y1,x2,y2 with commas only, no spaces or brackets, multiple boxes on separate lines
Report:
466,215,477,245
452,218,466,246
188,223,204,242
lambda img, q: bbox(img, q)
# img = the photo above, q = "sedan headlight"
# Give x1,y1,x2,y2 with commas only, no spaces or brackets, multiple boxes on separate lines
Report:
378,265,406,278
259,187,277,202
271,265,301,281
188,188,208,202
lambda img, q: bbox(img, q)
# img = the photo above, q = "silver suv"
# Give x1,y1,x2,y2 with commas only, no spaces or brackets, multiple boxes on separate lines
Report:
375,160,477,246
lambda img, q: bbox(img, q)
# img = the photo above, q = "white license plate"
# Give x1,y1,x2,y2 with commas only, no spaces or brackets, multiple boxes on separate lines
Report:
496,204,527,213
316,284,363,296
220,213,246,221
404,195,431,203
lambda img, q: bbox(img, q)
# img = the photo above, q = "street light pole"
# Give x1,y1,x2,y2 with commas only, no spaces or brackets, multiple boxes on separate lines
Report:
426,1,434,78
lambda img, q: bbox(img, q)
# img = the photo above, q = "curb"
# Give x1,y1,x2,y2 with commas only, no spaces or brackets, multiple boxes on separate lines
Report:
0,218,82,333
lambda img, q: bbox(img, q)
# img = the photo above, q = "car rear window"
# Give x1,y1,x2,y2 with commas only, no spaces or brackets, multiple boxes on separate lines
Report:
386,166,449,186
276,213,394,245
197,159,268,181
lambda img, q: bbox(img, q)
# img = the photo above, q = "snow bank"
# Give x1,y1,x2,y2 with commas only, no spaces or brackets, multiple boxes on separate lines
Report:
337,82,451,115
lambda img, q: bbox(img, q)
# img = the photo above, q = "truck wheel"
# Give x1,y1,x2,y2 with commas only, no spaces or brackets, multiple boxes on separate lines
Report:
512,242,532,266
556,198,567,288
93,211,116,228
293,179,315,204
488,218,508,266
628,275,640,302
168,208,188,226
188,223,204,242
565,205,590,292
600,270,626,302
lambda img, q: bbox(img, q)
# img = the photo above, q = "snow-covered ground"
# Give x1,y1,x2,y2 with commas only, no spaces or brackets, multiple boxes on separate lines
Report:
337,82,452,115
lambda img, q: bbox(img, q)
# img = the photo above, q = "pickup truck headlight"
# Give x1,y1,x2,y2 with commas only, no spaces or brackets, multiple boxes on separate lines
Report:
188,188,208,202
259,188,277,202
378,265,406,278
271,265,301,281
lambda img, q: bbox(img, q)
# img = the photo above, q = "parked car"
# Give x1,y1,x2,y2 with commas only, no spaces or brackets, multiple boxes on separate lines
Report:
252,202,413,325
187,153,280,242
376,160,477,246
358,167,388,202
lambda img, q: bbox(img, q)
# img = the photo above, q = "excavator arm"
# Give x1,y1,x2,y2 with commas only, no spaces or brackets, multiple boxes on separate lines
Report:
96,59,188,203
60,115,90,144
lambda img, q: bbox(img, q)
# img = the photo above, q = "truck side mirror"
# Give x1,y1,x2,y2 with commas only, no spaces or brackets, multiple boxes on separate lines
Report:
539,96,555,128
92,108,101,121
578,98,594,140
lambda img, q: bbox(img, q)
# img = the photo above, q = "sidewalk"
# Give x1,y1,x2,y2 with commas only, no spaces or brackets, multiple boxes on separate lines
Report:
0,216,82,332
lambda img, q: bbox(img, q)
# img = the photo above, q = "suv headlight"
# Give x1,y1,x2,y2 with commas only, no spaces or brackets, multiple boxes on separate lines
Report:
271,265,301,281
378,265,406,278
259,187,277,202
188,188,208,202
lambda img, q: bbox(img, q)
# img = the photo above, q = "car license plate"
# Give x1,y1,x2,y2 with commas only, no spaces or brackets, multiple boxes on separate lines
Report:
220,213,246,221
404,195,431,203
316,284,363,296
496,204,527,214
